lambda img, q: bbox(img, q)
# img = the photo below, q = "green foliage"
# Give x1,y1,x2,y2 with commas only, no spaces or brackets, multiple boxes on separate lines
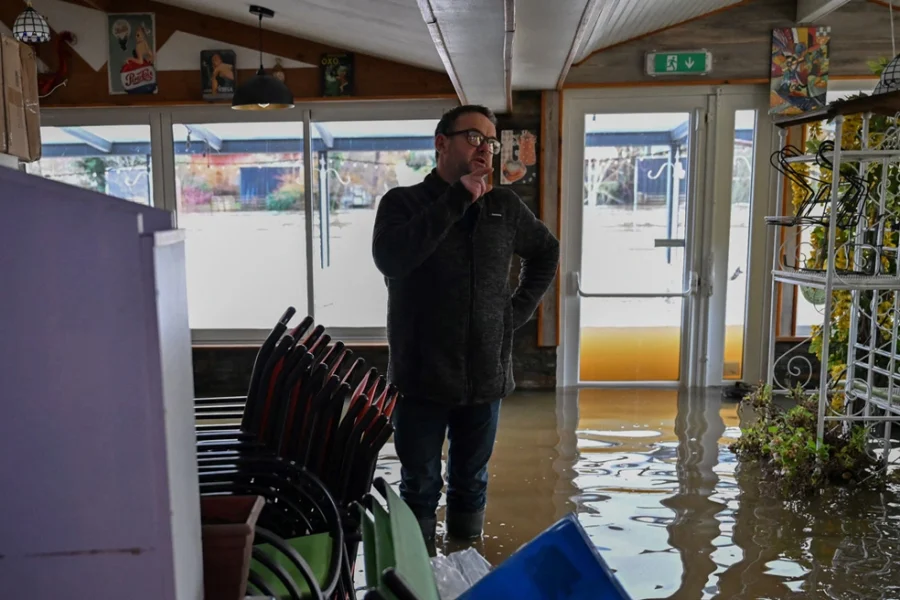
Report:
77,157,108,193
262,177,304,212
729,384,888,496
867,57,891,77
265,188,299,212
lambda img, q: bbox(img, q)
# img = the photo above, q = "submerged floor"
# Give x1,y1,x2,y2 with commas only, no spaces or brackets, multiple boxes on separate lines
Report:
368,389,900,599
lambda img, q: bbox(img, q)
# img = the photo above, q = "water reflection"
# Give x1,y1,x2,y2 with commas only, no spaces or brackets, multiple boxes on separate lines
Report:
371,389,900,598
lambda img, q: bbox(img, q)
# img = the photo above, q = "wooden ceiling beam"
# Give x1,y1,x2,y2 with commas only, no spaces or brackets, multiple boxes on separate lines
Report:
416,0,467,105
796,0,853,22
557,0,603,89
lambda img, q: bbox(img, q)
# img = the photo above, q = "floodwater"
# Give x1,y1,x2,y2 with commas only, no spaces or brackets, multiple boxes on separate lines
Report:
371,389,900,599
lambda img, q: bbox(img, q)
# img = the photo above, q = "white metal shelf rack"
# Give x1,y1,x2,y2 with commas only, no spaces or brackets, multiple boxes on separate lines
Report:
765,93,900,462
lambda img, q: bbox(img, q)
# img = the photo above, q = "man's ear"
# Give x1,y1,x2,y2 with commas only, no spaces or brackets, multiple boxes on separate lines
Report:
434,134,447,156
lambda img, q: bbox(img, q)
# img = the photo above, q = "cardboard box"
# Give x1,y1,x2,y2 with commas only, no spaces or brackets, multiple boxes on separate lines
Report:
2,36,28,161
19,42,41,161
0,35,41,162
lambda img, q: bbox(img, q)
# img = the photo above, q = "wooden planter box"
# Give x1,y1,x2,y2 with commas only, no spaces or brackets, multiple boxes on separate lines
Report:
201,495,266,600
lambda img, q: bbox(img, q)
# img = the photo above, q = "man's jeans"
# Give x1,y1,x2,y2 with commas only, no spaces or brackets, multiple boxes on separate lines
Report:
391,396,502,520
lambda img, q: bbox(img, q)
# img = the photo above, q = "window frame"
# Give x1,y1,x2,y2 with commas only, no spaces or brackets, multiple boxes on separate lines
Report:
36,108,167,210
38,99,457,345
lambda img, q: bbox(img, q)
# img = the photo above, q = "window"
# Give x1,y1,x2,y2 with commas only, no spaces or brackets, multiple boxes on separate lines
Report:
172,122,309,331
310,120,437,329
789,84,876,337
25,125,152,204
35,100,457,341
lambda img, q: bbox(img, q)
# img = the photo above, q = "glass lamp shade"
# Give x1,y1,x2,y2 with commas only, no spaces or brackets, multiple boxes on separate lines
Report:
13,6,51,44
874,54,900,95
231,67,295,110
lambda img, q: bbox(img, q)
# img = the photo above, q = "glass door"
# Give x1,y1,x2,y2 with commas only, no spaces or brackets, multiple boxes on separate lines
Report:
704,90,773,387
560,86,773,388
575,109,700,384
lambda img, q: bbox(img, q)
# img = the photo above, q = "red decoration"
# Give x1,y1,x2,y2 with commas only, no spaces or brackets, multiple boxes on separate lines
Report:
37,30,74,98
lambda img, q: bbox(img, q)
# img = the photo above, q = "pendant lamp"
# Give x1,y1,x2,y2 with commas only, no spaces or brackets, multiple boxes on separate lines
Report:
875,3,900,96
13,1,51,44
874,54,900,95
232,5,294,111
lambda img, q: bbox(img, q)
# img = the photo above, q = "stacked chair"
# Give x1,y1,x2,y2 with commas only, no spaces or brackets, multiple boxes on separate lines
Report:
358,478,442,600
194,307,399,599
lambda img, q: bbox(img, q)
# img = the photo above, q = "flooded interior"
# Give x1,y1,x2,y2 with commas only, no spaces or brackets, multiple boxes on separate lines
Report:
371,389,900,599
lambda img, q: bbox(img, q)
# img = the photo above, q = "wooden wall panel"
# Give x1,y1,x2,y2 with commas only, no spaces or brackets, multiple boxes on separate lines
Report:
567,0,893,86
538,90,560,348
0,0,454,107
497,91,558,386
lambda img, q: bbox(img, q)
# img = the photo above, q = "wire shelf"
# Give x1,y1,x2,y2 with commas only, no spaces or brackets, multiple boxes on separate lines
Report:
772,267,900,290
766,109,900,451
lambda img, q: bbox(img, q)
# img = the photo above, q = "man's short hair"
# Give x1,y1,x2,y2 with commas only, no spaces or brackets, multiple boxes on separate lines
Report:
435,105,498,138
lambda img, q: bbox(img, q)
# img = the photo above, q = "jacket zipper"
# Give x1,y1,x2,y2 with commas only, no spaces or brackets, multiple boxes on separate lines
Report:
465,201,483,403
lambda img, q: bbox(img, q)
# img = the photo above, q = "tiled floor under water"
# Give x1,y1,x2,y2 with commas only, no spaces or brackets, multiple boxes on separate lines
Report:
367,389,900,599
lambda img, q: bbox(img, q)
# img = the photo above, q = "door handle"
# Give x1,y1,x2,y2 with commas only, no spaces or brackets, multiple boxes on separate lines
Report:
573,271,696,299
654,238,686,248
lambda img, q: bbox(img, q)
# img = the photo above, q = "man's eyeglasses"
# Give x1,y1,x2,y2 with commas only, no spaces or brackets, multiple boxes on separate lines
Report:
445,129,501,155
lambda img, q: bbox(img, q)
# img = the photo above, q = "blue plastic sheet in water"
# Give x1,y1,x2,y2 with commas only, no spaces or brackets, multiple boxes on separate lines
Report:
460,514,631,600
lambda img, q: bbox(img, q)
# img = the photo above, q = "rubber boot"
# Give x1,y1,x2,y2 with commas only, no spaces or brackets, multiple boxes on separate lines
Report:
417,515,437,543
417,515,438,556
446,508,485,541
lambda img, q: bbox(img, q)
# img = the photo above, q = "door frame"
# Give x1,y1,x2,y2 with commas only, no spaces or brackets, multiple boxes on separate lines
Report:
704,90,775,387
558,85,774,389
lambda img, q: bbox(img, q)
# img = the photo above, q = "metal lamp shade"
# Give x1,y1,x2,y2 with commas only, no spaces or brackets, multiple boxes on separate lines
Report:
13,6,51,44
231,68,295,110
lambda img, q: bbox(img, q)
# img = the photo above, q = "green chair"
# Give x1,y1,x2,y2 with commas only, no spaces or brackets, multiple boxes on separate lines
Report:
248,526,331,600
249,529,332,599
358,478,440,600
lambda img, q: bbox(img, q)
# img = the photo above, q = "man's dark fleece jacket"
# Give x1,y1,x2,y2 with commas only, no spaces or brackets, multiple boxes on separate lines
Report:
372,170,560,405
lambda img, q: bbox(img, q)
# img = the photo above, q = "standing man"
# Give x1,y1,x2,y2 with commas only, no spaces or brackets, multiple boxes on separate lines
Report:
372,105,559,542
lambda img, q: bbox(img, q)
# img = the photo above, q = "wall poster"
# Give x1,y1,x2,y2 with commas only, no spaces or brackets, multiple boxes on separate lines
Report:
321,53,354,97
769,26,830,116
201,49,237,100
108,13,158,95
500,130,538,185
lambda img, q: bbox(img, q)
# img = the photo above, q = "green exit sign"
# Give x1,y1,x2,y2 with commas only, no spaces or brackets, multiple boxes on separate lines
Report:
646,50,712,76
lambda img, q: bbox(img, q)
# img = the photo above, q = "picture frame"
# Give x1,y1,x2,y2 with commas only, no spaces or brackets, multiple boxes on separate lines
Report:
320,53,354,97
500,130,538,185
107,13,158,95
201,49,237,101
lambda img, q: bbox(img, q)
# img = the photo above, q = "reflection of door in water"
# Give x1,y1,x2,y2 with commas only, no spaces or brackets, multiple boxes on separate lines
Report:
579,113,693,383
